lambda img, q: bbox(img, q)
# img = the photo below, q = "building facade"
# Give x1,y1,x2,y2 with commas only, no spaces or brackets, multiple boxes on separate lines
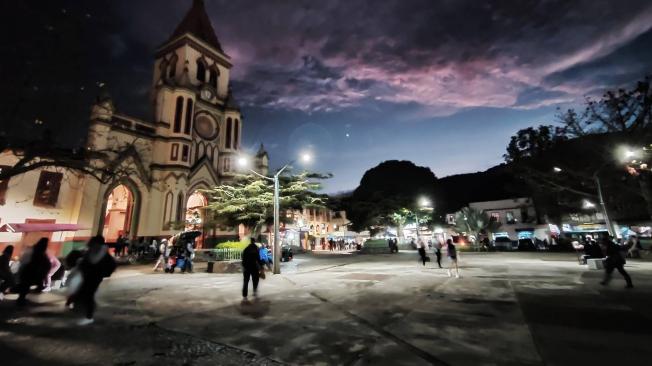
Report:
0,0,267,255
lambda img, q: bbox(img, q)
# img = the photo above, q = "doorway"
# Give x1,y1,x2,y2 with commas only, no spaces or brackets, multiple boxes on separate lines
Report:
102,184,135,243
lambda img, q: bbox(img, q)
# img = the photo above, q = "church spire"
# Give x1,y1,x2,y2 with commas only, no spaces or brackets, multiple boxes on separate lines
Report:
169,0,224,52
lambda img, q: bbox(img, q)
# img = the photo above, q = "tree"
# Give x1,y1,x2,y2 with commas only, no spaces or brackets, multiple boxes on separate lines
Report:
204,172,328,237
0,129,150,185
504,125,567,162
504,76,652,221
343,160,438,232
453,207,501,244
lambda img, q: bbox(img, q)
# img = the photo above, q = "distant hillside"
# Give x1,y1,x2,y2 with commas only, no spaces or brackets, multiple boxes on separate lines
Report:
435,164,528,214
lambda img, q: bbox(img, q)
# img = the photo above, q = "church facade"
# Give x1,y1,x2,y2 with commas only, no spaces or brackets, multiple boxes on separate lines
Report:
0,0,267,255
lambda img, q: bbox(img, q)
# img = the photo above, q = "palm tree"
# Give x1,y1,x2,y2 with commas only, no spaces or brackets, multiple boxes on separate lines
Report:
454,207,501,248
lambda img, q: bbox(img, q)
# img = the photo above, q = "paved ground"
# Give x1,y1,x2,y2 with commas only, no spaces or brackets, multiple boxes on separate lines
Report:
1,251,651,366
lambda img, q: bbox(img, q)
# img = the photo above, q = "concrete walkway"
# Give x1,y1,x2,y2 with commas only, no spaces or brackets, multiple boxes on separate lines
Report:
2,251,651,365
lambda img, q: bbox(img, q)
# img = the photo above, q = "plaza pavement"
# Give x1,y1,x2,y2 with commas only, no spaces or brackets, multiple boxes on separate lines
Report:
1,251,651,366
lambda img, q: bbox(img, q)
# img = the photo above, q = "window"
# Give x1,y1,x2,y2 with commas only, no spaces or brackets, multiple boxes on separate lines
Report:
490,212,500,222
209,67,218,88
0,165,9,205
176,193,184,221
196,59,206,82
163,192,173,228
181,145,189,162
33,171,63,207
234,119,239,150
170,144,179,160
168,54,177,78
173,96,183,133
506,211,516,224
225,118,232,148
184,98,193,134
224,157,231,172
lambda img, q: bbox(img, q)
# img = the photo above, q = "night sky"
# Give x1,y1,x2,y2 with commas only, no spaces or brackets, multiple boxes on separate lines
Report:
2,0,652,193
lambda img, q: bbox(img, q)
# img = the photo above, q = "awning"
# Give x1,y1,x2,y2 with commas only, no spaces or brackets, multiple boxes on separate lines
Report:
0,223,84,233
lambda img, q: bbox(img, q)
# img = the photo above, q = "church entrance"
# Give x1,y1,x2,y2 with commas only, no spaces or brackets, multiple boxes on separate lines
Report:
186,191,208,248
102,184,135,243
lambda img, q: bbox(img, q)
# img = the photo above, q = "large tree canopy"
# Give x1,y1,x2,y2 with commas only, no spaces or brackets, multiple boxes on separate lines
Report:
204,172,328,236
504,76,652,222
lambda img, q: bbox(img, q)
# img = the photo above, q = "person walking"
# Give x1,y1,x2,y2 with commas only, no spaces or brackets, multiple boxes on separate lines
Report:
259,244,272,270
446,239,460,278
43,251,62,292
434,240,443,268
153,239,169,271
241,238,263,302
600,237,633,289
417,240,428,266
0,246,15,301
70,236,116,325
184,240,195,273
16,238,52,305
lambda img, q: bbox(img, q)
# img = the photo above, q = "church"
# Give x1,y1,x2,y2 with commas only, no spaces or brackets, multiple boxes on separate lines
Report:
0,0,268,255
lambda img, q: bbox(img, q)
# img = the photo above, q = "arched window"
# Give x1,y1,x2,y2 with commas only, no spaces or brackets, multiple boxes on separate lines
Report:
176,192,185,222
209,67,219,89
173,96,183,133
168,54,178,78
196,59,206,82
225,118,232,149
234,119,239,150
184,98,193,134
163,191,173,228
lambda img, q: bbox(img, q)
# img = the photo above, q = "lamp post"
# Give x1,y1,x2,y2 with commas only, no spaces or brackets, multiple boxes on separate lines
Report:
238,153,312,274
414,197,433,241
553,164,616,237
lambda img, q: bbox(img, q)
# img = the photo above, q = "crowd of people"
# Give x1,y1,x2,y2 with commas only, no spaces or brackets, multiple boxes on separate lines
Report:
310,238,356,251
0,236,116,325
410,238,460,278
151,233,196,273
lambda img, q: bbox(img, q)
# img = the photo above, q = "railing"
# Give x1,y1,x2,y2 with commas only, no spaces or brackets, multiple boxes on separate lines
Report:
196,248,242,261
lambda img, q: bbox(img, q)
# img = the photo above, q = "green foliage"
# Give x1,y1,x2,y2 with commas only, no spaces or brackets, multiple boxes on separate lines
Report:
453,207,501,240
215,240,248,250
364,239,389,248
204,172,328,235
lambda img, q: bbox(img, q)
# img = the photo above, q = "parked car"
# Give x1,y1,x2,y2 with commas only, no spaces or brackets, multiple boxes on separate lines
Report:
517,238,537,251
492,237,513,251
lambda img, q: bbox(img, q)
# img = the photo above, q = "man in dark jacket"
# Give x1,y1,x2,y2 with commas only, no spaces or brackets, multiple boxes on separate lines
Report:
600,237,633,288
241,238,263,301
17,238,51,306
0,245,15,300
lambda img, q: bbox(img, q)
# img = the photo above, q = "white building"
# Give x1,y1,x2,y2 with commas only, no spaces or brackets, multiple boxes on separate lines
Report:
0,0,267,255
459,197,541,241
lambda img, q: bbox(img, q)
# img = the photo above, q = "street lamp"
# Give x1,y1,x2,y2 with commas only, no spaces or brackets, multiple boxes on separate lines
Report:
414,196,433,241
553,163,616,237
238,152,312,274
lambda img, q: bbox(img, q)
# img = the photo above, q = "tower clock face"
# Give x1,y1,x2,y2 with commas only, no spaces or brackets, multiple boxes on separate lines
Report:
195,114,218,140
200,88,213,101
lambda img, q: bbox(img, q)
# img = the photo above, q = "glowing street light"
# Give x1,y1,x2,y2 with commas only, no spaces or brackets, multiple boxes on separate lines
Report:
582,199,596,209
414,196,433,240
237,152,313,274
553,166,562,173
